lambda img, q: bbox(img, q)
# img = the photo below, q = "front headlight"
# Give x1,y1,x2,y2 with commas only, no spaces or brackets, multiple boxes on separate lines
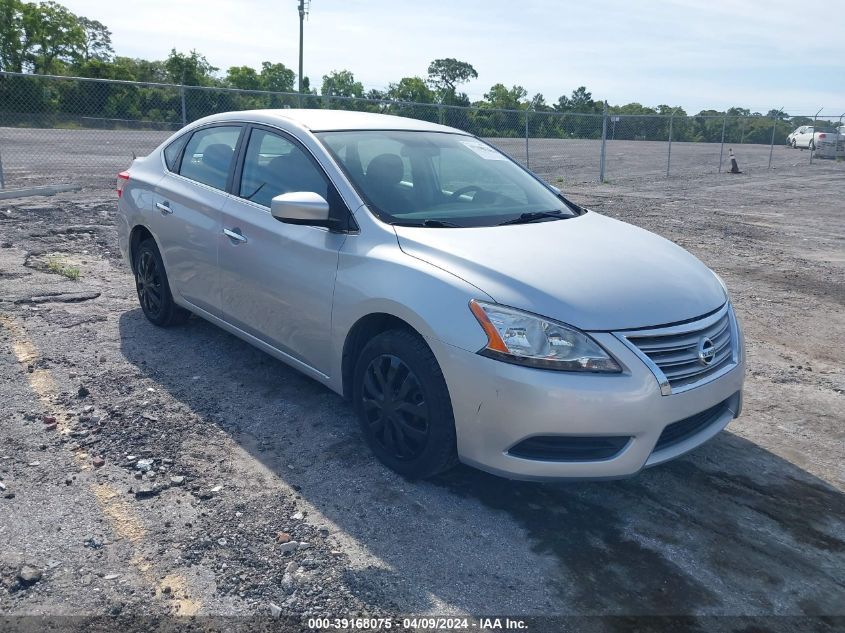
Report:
469,300,621,372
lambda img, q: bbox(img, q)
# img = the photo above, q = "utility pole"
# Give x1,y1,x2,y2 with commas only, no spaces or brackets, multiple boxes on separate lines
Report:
298,0,308,107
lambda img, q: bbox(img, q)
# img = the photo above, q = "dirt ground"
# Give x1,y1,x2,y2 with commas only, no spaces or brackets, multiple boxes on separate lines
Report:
0,161,843,631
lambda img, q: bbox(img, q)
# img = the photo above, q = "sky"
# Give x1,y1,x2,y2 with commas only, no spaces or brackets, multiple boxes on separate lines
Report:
58,0,844,116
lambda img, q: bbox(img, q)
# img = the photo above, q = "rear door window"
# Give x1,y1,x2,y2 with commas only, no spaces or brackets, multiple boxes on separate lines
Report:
178,126,242,191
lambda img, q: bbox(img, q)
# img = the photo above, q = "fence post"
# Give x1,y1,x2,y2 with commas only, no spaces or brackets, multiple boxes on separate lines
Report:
718,115,727,173
768,107,782,169
180,85,187,126
739,117,746,145
599,101,608,182
666,109,677,178
525,109,530,169
0,147,5,190
438,104,445,126
838,112,845,162
809,106,823,165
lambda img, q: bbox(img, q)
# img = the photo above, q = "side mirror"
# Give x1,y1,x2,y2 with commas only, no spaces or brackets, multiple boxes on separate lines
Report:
270,192,331,226
548,185,562,196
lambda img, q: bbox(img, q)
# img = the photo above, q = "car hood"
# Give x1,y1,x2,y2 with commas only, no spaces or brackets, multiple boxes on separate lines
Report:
393,211,726,331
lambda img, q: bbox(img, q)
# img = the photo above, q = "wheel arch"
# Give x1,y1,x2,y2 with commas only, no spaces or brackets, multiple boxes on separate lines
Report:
128,224,156,274
341,312,427,400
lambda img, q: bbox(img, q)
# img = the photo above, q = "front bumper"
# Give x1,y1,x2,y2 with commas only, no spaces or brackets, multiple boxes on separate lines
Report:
431,321,746,481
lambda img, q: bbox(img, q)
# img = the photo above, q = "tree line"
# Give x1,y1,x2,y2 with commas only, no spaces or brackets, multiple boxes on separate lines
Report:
0,0,824,143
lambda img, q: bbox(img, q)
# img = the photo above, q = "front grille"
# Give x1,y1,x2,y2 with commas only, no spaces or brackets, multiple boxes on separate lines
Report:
508,435,630,462
619,304,738,395
654,397,731,452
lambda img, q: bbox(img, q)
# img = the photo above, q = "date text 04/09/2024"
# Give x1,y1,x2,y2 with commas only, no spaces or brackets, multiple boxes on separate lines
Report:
306,617,528,630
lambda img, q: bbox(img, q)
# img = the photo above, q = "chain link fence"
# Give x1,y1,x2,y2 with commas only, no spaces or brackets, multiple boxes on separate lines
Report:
1,71,842,189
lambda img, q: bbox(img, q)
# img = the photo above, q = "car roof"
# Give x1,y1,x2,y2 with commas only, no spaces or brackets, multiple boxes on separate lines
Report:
200,109,465,134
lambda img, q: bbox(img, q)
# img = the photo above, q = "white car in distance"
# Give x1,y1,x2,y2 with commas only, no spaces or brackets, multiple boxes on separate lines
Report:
786,125,839,151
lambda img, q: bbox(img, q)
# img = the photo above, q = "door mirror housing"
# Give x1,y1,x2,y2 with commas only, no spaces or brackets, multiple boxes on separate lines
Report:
270,192,333,227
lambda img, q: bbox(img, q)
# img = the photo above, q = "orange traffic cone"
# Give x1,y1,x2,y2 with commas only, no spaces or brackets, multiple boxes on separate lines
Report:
729,148,742,174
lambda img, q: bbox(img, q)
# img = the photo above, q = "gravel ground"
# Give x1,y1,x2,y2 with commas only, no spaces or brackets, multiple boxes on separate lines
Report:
1,126,836,189
0,160,843,632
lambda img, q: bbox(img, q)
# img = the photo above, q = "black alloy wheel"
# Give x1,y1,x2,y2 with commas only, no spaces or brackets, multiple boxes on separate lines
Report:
136,249,162,318
353,329,458,479
134,239,190,327
361,354,430,461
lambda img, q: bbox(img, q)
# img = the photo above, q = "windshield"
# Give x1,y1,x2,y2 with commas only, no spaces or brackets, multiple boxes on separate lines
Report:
316,130,578,227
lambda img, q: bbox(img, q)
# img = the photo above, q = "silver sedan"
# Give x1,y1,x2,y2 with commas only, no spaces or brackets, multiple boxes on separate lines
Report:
117,109,745,481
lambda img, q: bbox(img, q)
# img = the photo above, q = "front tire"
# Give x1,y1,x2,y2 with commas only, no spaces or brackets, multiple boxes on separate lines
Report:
133,239,190,327
353,329,458,479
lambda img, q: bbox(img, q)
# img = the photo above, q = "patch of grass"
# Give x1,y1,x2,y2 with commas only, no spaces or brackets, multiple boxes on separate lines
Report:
46,256,81,281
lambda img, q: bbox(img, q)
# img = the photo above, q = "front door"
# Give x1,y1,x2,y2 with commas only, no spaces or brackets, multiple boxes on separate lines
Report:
218,126,348,376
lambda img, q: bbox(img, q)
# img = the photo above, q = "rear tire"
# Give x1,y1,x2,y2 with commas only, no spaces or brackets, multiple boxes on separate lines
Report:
133,239,190,327
352,329,458,479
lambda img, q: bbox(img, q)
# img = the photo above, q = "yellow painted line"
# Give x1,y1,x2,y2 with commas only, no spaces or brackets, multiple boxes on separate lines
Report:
0,312,202,616
91,484,146,544
1,314,64,428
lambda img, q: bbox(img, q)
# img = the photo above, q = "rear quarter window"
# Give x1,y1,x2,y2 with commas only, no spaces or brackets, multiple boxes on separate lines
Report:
163,134,188,172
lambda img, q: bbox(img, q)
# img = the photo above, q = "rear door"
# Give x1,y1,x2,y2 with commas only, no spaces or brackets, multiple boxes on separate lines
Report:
151,124,243,315
217,125,350,375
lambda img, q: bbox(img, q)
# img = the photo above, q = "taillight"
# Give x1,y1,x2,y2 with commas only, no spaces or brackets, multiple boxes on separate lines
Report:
818,133,826,139
117,171,129,198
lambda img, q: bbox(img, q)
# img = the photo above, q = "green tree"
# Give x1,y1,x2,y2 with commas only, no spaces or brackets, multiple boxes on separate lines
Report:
387,76,434,103
470,84,528,137
164,49,217,86
226,65,261,90
530,93,550,111
610,102,656,115
555,86,602,114
480,83,527,110
0,0,28,72
116,56,167,82
77,15,112,62
259,61,295,92
366,87,386,101
25,0,85,73
385,76,436,121
427,57,477,105
570,86,599,111
321,69,363,98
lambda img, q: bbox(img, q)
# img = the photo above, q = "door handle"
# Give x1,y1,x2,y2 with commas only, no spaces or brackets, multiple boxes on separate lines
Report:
223,228,247,244
155,201,172,215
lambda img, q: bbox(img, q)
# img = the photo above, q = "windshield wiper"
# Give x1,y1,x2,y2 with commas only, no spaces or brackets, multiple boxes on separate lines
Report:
391,219,461,228
497,210,565,226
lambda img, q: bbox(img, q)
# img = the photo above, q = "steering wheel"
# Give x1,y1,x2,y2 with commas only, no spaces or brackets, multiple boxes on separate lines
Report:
449,185,486,201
